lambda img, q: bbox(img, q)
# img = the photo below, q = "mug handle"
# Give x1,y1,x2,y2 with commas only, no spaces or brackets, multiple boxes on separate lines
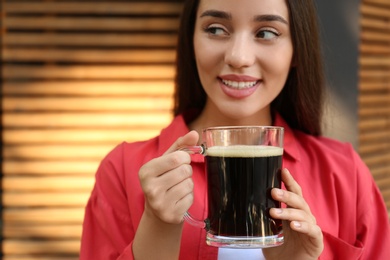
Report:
179,145,209,230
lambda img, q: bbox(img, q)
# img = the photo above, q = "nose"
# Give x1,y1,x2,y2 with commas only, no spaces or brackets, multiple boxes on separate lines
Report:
224,35,256,68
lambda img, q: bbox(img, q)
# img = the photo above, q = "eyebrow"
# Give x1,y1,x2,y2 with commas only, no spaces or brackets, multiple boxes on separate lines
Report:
254,14,288,25
200,10,232,20
199,10,288,25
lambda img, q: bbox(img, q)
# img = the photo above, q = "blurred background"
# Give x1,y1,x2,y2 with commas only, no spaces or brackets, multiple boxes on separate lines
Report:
1,0,389,259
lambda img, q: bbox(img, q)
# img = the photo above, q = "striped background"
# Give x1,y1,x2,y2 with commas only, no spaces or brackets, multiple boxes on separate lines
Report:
1,0,389,259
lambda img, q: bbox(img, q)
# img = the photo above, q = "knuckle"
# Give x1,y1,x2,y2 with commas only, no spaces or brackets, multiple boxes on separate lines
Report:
311,215,317,225
181,164,193,177
138,160,156,181
186,178,194,190
187,192,194,205
168,153,182,168
296,185,303,195
138,165,148,180
176,136,184,147
143,185,160,200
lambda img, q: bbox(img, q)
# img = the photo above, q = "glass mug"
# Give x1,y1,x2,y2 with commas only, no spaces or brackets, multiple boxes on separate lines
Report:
182,126,284,248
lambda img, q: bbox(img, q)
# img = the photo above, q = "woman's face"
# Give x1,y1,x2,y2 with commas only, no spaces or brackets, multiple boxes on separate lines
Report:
193,0,293,124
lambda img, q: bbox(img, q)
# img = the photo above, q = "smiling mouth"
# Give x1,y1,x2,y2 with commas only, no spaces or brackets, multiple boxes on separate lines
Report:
222,79,258,89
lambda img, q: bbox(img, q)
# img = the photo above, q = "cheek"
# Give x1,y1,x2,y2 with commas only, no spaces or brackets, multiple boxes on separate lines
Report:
264,47,293,78
194,44,221,86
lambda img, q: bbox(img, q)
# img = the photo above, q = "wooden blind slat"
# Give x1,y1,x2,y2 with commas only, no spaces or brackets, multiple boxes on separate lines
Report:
359,117,390,131
3,176,94,191
361,17,390,31
3,240,80,255
3,161,99,176
5,17,180,31
3,129,161,144
3,65,175,79
4,208,85,224
359,82,390,92
360,69,390,79
359,142,390,155
4,97,172,112
361,31,390,42
3,113,172,128
360,56,390,66
4,2,182,15
2,81,174,96
359,106,390,117
359,94,390,104
360,130,390,142
3,48,176,63
361,4,390,17
361,46,390,55
370,165,390,177
364,0,390,8
361,153,390,167
3,33,177,47
4,224,82,239
4,144,115,160
4,257,77,260
3,192,90,207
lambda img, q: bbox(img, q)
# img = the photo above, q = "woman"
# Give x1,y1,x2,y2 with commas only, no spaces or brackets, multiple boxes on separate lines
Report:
80,0,390,259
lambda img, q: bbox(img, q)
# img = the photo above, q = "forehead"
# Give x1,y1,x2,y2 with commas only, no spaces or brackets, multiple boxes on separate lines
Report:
196,0,290,21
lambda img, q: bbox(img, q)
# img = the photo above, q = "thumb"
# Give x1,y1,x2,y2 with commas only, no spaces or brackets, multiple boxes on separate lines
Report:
164,130,199,155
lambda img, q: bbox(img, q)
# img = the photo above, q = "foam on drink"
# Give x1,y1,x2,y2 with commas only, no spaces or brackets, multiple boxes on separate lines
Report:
206,145,283,158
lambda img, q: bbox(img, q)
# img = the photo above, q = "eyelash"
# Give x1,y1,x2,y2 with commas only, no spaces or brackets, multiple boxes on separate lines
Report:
204,26,227,36
203,25,281,40
256,29,281,39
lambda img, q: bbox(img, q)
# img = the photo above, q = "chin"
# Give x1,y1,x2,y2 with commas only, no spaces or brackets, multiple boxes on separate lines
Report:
221,108,264,123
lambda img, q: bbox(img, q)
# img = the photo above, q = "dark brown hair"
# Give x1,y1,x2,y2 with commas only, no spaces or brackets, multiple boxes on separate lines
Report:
174,0,325,136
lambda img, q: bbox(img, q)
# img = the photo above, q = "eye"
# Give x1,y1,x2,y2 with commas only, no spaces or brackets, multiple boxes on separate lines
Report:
204,25,228,36
256,29,280,40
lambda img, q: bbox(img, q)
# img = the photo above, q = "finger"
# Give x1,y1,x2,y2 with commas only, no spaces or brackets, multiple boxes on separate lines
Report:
281,168,303,196
271,188,311,214
164,191,194,224
269,207,316,224
166,177,194,205
290,221,323,246
139,151,191,180
164,130,199,155
162,164,193,191
158,178,194,224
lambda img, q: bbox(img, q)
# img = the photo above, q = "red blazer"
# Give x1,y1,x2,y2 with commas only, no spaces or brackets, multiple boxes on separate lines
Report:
80,114,390,259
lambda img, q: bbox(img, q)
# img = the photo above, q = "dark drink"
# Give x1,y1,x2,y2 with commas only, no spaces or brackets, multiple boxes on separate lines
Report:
205,145,283,238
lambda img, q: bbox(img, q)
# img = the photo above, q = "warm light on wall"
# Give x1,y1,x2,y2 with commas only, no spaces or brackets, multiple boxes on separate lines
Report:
2,1,182,258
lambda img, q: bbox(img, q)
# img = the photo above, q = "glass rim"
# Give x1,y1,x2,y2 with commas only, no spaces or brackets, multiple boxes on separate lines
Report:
202,126,284,132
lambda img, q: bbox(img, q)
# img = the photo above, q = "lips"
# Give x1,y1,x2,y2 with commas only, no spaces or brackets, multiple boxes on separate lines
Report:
219,74,260,99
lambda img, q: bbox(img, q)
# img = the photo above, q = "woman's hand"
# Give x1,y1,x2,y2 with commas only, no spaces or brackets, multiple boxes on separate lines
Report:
138,130,199,224
133,131,199,260
263,168,324,260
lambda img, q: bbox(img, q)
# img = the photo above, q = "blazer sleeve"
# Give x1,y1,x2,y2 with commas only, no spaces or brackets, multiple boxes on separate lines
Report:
353,150,390,259
320,149,390,260
80,144,137,260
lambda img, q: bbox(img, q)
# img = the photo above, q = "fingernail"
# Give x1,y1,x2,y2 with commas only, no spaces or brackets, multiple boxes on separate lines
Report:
293,221,301,228
275,208,283,215
276,189,284,196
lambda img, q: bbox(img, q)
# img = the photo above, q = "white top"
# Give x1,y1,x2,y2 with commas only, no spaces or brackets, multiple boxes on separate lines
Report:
218,248,265,260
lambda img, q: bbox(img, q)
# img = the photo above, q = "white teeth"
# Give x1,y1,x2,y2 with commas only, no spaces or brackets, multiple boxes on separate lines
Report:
222,80,257,89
